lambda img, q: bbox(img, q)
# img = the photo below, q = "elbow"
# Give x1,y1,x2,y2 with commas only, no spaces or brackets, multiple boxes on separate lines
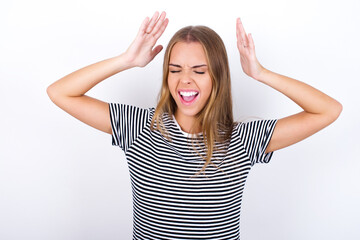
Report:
46,84,56,102
46,84,52,98
327,100,343,124
47,83,62,104
333,100,342,119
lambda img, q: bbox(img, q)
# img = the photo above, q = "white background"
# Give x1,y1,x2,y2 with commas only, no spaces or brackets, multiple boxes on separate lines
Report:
1,0,359,239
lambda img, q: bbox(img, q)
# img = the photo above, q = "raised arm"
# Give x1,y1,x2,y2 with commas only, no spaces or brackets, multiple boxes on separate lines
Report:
235,18,342,153
47,11,169,134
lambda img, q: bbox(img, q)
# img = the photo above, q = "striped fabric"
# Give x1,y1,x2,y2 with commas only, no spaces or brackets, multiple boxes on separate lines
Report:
109,103,277,240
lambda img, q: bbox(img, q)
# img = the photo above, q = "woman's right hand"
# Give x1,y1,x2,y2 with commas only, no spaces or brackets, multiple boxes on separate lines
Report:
47,12,169,135
124,11,169,68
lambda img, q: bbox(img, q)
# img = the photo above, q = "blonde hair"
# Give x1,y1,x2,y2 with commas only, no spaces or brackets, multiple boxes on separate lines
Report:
151,25,234,175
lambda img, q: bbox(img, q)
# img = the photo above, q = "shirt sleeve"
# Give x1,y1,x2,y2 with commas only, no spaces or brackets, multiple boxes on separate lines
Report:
237,119,278,166
109,103,149,152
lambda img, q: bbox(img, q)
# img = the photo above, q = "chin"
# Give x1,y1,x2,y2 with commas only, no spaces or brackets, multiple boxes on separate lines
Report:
177,107,201,118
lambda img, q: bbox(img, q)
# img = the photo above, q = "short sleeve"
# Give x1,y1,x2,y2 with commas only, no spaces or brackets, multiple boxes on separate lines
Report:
237,119,278,166
109,103,150,152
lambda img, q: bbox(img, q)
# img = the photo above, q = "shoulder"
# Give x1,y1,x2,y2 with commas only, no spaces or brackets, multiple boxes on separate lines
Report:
233,119,277,138
109,103,155,124
109,103,154,114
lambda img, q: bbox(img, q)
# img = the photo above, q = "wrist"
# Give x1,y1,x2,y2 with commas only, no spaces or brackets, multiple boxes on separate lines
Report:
115,52,138,70
254,67,271,83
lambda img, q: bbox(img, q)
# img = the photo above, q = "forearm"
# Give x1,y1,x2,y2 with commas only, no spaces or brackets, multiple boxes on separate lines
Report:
236,19,342,152
257,68,342,118
45,12,168,135
47,53,133,98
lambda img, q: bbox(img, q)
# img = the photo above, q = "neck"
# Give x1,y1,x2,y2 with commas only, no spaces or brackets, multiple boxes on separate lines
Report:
174,112,201,134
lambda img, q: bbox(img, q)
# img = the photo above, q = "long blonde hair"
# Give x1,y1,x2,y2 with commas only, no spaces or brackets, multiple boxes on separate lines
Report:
151,25,234,175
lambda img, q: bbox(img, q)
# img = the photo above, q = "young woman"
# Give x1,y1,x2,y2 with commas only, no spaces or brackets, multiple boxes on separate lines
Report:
47,11,342,240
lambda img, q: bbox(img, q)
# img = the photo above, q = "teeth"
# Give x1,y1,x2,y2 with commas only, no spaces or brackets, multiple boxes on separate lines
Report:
179,91,198,97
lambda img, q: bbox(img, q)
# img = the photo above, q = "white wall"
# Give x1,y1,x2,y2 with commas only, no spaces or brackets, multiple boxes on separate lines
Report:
1,0,359,239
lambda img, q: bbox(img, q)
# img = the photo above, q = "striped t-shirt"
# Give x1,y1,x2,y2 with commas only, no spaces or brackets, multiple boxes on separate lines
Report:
109,103,277,240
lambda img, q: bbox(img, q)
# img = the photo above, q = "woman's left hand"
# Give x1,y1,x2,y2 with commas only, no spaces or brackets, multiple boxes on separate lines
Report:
235,18,342,154
236,18,265,81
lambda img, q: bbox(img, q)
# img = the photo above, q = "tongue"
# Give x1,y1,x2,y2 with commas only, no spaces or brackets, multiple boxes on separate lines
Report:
182,95,196,102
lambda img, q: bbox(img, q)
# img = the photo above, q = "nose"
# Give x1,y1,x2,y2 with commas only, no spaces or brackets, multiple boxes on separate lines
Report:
181,78,191,84
180,70,193,84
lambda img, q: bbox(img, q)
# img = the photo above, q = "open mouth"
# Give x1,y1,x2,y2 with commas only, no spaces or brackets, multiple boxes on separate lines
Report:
178,90,199,105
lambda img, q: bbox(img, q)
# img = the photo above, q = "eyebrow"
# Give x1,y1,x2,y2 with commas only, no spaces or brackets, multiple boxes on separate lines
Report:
169,63,207,68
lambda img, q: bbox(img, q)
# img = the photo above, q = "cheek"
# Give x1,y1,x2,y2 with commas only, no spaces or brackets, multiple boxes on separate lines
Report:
201,77,213,98
167,78,177,96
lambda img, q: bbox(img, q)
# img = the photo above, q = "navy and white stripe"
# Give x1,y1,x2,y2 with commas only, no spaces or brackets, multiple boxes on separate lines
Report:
109,103,277,240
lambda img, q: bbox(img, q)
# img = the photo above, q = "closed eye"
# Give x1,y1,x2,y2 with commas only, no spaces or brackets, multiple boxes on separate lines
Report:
169,70,205,74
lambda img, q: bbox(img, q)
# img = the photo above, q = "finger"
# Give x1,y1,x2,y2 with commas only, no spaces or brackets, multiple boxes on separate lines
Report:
236,19,246,51
237,18,249,47
150,45,164,60
236,18,241,40
236,18,243,50
152,11,166,36
248,33,255,50
138,16,150,35
154,18,169,39
236,18,246,49
146,11,160,33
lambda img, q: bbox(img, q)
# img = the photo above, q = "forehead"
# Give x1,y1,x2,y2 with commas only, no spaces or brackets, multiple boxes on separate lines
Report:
169,41,208,66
